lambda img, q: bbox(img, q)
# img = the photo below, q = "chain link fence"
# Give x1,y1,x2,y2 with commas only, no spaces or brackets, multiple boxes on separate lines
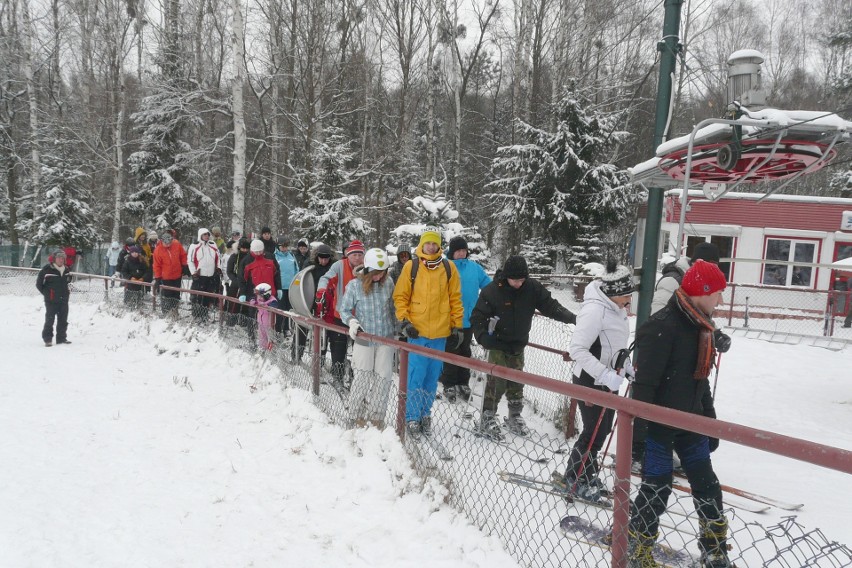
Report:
3,266,851,568
717,283,852,344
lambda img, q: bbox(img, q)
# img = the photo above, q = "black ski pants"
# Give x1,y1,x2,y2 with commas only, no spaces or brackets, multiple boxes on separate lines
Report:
439,327,473,388
160,278,181,314
328,317,349,382
42,301,69,343
565,394,615,483
274,291,293,334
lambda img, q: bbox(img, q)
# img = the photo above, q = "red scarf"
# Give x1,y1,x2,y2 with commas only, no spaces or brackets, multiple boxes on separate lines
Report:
674,288,716,380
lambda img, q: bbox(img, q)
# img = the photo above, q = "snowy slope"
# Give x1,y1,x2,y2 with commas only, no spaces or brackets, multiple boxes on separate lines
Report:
0,298,520,568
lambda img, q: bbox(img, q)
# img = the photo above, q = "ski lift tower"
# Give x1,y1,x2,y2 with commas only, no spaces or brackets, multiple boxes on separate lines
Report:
630,48,852,321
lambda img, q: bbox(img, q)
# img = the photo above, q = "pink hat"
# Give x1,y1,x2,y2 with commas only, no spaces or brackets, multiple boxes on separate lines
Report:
681,260,727,296
345,240,365,256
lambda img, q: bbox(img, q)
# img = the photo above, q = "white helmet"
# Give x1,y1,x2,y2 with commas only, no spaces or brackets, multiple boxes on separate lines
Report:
363,248,389,272
255,282,272,299
250,239,265,254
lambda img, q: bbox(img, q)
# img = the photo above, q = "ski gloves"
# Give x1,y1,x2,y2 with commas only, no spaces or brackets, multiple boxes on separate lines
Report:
713,329,732,353
448,327,464,350
348,319,363,340
597,369,624,392
401,320,419,339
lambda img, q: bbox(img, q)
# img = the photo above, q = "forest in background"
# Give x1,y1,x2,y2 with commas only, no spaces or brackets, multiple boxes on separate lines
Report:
0,0,850,264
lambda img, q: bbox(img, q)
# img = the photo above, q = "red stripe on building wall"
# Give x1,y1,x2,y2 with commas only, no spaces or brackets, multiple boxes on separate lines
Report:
667,197,848,232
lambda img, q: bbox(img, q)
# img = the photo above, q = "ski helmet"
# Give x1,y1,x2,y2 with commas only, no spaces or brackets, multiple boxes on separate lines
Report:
255,282,272,299
250,239,265,254
277,235,290,247
363,248,389,273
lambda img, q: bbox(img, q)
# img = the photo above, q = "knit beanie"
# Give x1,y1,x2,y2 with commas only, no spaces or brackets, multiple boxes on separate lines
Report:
691,242,721,265
502,255,529,279
345,239,365,256
250,239,265,254
419,228,442,248
681,260,727,296
600,260,635,297
448,236,468,258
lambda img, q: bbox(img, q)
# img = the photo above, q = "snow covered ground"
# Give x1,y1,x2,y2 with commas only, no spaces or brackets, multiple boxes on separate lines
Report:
0,298,519,568
1,290,851,567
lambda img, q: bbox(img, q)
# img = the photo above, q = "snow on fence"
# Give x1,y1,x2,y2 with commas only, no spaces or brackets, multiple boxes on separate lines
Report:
3,266,852,568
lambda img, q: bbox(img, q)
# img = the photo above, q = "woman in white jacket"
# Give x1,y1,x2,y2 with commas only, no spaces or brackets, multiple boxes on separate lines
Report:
562,260,635,503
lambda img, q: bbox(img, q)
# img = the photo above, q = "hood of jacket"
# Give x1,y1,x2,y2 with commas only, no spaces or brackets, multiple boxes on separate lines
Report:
197,227,212,242
134,227,147,241
415,243,443,262
661,256,690,279
110,241,120,249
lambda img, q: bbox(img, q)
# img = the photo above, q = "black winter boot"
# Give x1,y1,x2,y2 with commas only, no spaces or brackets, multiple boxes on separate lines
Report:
699,518,731,568
505,400,530,436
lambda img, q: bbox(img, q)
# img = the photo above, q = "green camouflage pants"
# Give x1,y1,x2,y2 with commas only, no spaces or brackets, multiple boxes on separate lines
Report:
482,349,525,413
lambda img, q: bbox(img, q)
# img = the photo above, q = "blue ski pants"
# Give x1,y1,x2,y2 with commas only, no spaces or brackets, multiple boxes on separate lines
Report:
405,336,446,422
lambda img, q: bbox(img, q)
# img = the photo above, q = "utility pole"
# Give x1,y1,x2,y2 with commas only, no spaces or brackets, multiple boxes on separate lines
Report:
635,0,683,327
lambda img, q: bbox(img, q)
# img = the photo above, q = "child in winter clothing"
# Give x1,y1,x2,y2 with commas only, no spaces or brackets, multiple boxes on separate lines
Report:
250,283,279,351
121,246,148,308
338,248,398,427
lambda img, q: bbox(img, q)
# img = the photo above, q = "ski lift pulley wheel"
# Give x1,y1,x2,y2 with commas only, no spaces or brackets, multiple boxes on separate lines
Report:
659,138,836,184
289,265,316,318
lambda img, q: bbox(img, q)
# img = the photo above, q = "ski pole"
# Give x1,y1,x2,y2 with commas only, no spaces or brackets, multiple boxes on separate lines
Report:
711,352,722,400
597,382,633,471
570,403,608,495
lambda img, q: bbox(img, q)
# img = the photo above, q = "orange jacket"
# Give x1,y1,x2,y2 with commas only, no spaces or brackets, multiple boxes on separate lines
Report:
153,241,188,280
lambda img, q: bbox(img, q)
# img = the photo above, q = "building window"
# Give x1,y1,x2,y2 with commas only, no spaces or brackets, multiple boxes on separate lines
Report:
685,235,734,281
762,238,817,287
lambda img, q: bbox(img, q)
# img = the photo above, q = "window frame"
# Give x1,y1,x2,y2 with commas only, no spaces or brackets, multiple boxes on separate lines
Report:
761,235,821,288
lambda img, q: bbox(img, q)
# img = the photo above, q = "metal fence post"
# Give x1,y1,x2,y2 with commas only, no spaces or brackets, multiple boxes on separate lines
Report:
397,349,409,440
311,324,321,396
727,283,736,326
611,412,635,568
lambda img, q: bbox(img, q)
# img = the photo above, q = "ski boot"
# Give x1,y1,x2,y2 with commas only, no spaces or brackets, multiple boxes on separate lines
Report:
504,401,530,436
420,416,433,437
443,386,459,403
627,531,660,568
458,385,471,401
406,420,422,441
477,410,504,441
699,518,732,568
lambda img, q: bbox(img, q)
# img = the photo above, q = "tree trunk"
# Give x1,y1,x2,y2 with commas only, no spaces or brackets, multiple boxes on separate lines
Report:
111,66,127,242
231,0,247,233
21,0,41,205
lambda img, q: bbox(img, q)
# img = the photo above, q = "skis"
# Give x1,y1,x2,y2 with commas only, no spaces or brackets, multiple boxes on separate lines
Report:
456,423,550,463
498,471,614,508
422,434,453,461
673,471,802,511
601,462,771,514
558,515,698,568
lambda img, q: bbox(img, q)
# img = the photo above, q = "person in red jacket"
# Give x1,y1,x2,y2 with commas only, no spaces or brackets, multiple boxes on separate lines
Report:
239,239,282,349
152,230,188,314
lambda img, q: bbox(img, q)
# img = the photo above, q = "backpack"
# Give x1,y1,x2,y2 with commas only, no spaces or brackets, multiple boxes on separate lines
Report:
410,257,451,291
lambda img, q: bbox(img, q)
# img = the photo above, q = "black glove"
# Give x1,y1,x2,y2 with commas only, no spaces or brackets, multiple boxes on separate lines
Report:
714,329,732,353
152,278,161,294
448,327,464,350
182,265,191,277
560,308,577,325
191,272,199,280
709,437,719,453
401,320,419,339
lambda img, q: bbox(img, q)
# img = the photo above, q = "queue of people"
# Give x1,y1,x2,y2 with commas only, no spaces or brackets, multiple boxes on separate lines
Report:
35,225,735,567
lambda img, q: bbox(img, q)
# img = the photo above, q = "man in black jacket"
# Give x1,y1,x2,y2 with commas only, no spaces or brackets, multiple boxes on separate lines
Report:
470,255,576,440
36,250,74,347
627,260,731,568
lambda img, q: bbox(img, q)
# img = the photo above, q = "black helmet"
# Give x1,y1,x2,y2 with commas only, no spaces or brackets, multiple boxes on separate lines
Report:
277,235,290,247
125,237,135,246
238,237,251,249
315,244,334,260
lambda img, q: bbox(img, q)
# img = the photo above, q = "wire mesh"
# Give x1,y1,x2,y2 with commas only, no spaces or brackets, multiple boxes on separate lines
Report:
3,266,851,568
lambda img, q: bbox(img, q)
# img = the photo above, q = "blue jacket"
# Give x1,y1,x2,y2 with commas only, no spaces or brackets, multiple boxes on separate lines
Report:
452,258,491,328
274,250,300,289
